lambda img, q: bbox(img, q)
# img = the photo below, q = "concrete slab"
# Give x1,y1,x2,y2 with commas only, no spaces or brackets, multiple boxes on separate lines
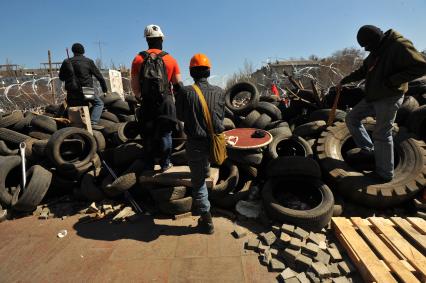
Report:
139,165,219,189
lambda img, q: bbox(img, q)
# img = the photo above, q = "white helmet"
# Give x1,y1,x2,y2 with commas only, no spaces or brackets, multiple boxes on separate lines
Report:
144,24,164,38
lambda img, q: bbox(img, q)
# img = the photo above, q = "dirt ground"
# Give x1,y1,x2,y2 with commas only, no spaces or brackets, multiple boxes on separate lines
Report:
0,213,280,283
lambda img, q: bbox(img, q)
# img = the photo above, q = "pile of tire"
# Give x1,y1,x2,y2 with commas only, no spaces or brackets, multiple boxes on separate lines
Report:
219,79,426,229
0,77,424,230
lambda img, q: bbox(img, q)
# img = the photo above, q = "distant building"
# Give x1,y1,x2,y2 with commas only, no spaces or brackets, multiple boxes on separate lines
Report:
251,60,321,93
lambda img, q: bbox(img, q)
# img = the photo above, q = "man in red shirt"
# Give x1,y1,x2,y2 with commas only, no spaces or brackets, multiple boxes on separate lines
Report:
131,24,182,171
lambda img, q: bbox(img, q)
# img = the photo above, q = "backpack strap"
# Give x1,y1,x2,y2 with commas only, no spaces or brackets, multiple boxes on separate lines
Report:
139,51,149,60
157,51,168,58
192,84,215,137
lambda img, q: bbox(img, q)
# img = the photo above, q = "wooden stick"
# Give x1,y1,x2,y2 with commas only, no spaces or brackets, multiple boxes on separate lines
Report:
310,80,322,107
327,86,341,126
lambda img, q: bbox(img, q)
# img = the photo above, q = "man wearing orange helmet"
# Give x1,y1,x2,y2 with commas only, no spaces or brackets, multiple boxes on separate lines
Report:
176,54,226,234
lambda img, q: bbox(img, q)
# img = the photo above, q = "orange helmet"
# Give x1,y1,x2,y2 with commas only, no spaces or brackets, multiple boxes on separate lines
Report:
190,53,211,69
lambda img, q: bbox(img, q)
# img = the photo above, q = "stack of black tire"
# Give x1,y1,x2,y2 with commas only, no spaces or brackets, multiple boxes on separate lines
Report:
218,79,426,229
0,77,425,230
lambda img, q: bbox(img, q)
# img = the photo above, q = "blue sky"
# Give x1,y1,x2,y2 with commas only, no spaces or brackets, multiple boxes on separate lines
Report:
1,0,425,85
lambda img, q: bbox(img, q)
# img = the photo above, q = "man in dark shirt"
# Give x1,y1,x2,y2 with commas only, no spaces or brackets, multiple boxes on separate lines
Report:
59,43,108,126
176,54,226,234
339,25,426,182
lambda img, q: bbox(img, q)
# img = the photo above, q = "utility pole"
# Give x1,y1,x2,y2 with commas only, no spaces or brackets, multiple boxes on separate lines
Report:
48,50,56,103
94,40,107,69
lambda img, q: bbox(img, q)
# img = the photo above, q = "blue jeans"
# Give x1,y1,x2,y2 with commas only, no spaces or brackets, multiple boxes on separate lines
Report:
345,95,404,179
90,95,104,125
142,123,172,170
160,131,172,168
186,139,211,214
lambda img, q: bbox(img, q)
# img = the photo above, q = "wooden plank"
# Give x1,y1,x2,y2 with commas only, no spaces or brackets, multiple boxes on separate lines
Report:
369,217,426,281
407,217,426,234
351,217,420,283
390,217,426,253
332,218,397,283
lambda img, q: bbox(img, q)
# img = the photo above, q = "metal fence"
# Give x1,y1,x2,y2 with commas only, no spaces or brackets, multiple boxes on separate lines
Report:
0,76,132,113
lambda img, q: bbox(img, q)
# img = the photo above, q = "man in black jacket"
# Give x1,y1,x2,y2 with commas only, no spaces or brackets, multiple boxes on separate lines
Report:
339,26,426,182
59,43,108,126
175,54,225,234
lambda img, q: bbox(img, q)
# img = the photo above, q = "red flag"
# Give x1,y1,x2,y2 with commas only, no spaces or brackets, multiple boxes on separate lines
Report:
271,83,279,97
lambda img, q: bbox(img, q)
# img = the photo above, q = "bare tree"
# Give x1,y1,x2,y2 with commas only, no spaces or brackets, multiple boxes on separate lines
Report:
225,59,256,90
225,47,365,93
95,58,103,70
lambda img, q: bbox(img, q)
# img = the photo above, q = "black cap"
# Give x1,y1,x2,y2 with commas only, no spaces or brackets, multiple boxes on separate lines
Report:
356,25,384,51
71,43,85,55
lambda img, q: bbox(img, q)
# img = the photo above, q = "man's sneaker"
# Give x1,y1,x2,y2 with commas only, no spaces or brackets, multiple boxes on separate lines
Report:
160,163,173,173
366,171,392,183
197,212,214,234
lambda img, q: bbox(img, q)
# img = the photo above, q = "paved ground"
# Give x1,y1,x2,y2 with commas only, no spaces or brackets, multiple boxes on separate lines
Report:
0,213,279,282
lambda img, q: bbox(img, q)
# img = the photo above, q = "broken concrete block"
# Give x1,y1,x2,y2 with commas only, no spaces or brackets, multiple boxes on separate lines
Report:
332,277,351,283
270,248,278,257
272,225,281,236
337,261,355,275
270,258,285,272
279,232,292,245
112,207,135,222
306,271,321,283
311,261,331,278
284,278,300,283
295,253,313,271
261,231,277,246
296,272,310,283
308,232,324,245
232,227,247,239
293,227,309,240
328,247,343,262
315,249,331,265
39,207,50,220
261,249,272,265
87,202,99,213
280,267,297,280
328,263,341,277
288,237,303,250
281,248,300,267
102,204,113,214
302,242,319,257
319,240,327,250
33,205,43,216
174,212,192,220
328,242,338,249
245,238,260,251
258,243,269,254
281,223,295,235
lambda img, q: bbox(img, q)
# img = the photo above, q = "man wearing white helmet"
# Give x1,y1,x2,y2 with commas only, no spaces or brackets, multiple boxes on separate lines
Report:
131,24,182,171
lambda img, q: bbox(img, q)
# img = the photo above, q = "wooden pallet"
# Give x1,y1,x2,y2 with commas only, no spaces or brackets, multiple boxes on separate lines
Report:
332,217,426,283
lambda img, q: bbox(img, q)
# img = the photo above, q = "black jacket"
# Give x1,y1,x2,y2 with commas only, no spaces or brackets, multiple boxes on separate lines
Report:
59,55,108,93
176,78,225,139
